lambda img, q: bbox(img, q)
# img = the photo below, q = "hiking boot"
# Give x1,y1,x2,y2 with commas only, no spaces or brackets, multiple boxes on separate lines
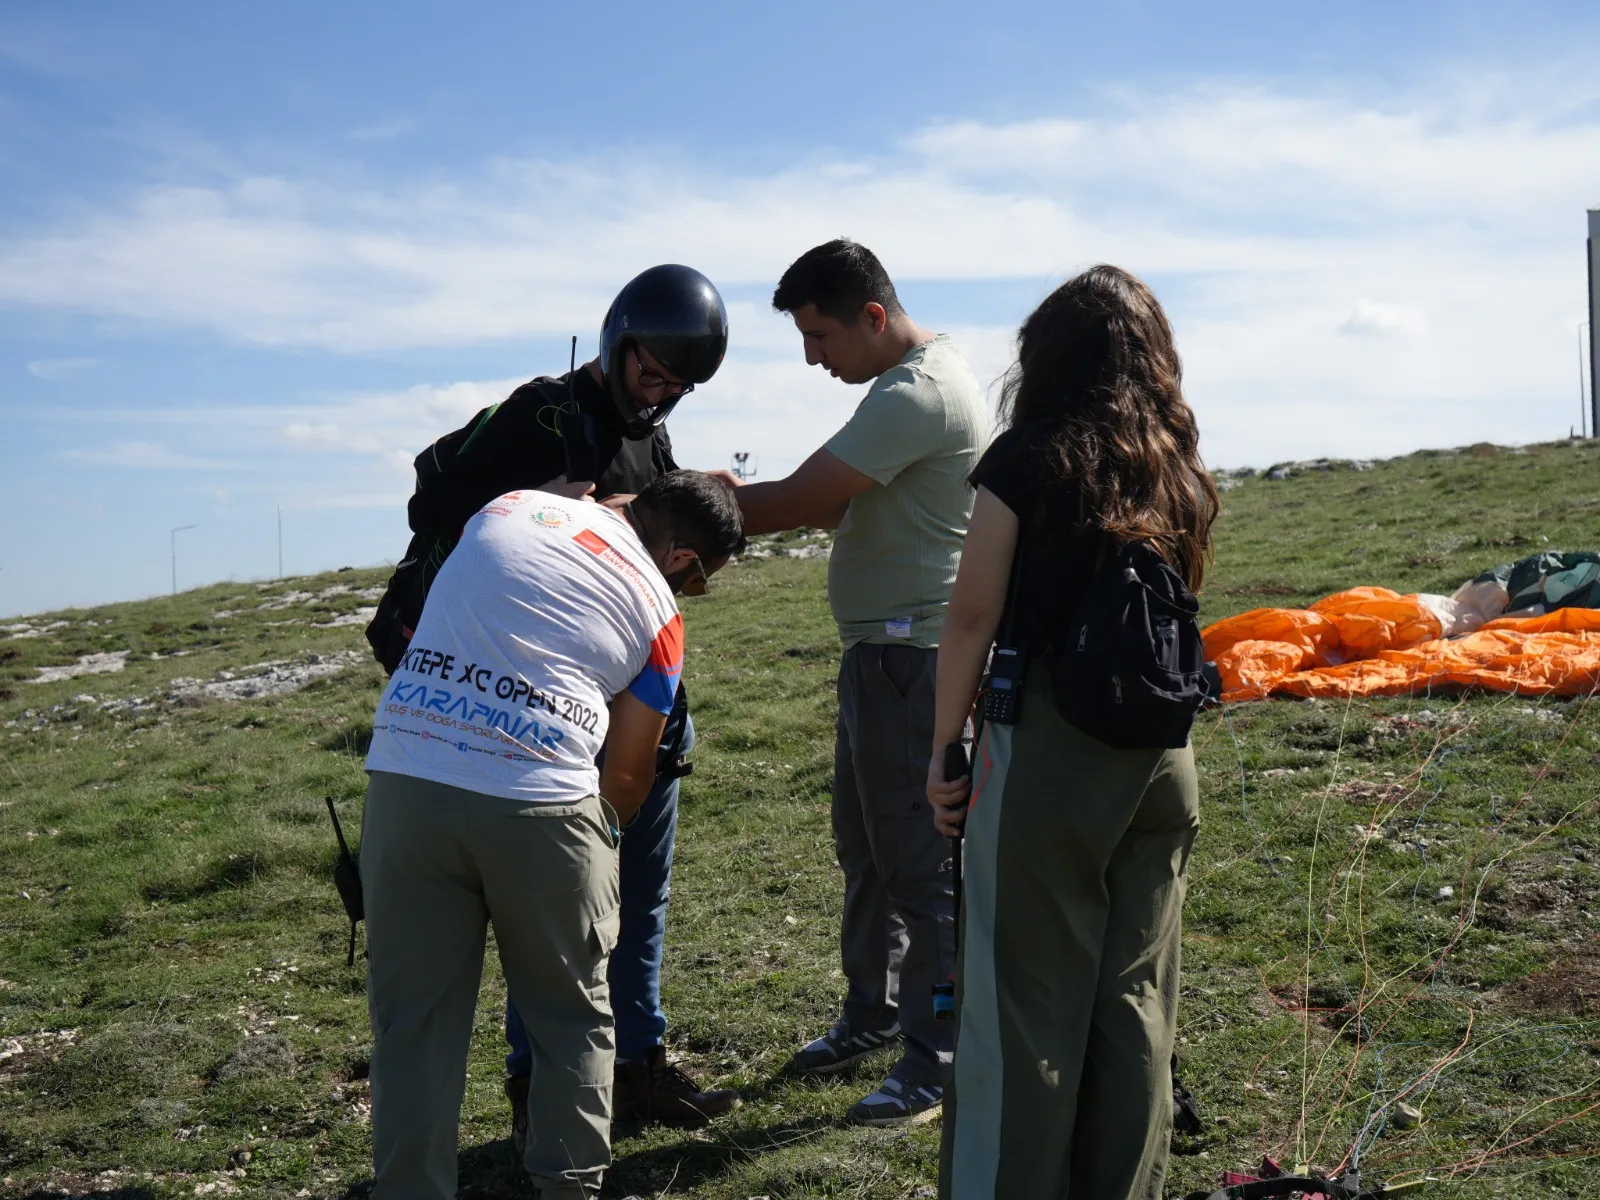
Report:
846,1075,944,1127
505,1072,529,1158
613,1045,742,1127
782,1021,902,1078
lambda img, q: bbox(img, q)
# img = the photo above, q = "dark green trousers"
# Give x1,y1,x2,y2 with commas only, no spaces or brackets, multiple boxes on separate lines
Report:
941,670,1200,1200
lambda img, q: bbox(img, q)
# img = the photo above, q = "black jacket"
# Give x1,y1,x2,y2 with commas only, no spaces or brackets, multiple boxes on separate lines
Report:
366,365,679,676
407,366,678,538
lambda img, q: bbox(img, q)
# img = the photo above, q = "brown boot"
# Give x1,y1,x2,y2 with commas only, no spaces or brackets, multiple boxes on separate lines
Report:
505,1072,529,1158
613,1045,742,1127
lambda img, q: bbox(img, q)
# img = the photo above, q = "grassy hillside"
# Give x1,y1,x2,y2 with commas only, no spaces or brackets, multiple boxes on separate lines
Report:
2,441,1599,1198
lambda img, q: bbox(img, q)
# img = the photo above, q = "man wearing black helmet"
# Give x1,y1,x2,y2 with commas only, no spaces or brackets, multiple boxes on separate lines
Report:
365,265,742,1144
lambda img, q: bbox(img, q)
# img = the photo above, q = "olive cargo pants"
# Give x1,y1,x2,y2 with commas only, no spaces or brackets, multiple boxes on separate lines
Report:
941,670,1200,1200
362,771,620,1200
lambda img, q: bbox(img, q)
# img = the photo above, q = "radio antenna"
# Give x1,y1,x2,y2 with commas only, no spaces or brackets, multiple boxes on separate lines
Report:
560,334,583,482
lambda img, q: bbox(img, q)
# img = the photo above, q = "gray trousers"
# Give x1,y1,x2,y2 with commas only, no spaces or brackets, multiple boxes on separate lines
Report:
834,642,956,1086
362,771,620,1200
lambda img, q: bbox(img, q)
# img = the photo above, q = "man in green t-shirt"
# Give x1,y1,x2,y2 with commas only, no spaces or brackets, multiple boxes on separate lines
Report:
724,239,988,1125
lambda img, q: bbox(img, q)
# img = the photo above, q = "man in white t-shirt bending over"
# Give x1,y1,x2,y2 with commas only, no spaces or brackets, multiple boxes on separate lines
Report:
360,471,744,1200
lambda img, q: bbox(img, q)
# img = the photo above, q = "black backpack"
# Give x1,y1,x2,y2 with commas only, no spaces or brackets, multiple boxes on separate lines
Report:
1047,539,1208,750
364,401,506,675
365,530,455,675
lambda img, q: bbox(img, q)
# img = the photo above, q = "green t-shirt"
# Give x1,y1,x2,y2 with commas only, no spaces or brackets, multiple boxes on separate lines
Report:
824,334,990,648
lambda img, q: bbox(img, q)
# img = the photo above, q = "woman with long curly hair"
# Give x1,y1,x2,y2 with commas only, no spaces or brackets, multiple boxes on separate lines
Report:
928,265,1218,1199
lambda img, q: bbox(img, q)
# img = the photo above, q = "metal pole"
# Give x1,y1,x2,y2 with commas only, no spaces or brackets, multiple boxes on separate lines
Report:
277,506,283,578
1588,210,1599,439
1582,324,1591,439
171,524,197,595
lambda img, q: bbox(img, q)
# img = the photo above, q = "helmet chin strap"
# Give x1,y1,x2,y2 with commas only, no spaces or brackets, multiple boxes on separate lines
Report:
617,390,684,440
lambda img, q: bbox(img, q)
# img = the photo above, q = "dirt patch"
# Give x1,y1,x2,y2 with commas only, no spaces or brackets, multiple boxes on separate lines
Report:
1329,777,1416,806
1477,857,1596,935
1489,935,1600,1016
214,1031,297,1082
1374,710,1468,741
0,1028,79,1084
1500,874,1588,920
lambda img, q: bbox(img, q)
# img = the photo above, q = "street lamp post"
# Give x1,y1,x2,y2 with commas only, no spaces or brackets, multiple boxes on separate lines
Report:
171,524,197,595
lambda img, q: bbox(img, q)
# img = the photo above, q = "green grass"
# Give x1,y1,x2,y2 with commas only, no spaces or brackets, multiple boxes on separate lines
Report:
3,442,1600,1197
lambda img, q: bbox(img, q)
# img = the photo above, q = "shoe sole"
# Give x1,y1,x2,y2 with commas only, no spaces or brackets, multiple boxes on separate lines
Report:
788,1038,902,1079
847,1104,942,1128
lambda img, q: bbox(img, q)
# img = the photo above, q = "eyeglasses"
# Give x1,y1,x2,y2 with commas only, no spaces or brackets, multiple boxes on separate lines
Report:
634,347,694,399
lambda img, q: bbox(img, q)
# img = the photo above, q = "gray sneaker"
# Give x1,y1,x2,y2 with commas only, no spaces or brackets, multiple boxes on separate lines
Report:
846,1075,943,1127
782,1021,902,1077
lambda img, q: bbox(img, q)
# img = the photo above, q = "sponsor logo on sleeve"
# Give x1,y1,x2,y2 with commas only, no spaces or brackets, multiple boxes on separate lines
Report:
573,527,661,610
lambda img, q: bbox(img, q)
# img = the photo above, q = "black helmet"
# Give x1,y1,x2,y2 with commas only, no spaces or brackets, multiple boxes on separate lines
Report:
599,264,728,439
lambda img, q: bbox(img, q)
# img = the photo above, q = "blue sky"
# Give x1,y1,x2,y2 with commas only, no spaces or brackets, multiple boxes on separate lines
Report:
2,1,1599,616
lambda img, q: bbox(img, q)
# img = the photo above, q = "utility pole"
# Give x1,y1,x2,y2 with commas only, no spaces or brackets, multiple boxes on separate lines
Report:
731,451,758,481
277,505,284,579
171,524,197,595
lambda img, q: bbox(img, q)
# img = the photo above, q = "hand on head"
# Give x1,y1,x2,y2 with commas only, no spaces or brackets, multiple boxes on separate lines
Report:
544,476,597,502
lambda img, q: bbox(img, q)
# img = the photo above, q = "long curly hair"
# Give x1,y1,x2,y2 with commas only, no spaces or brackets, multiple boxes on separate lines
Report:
1000,264,1219,589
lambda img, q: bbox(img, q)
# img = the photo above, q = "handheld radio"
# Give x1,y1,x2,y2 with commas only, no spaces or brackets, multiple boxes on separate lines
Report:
325,797,364,967
981,647,1025,724
980,544,1028,725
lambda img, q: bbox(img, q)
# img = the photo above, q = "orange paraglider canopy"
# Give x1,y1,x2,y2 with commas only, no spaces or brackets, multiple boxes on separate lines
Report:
1203,587,1600,702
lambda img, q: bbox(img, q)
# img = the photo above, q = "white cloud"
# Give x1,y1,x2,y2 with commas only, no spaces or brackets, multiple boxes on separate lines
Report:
26,356,99,379
64,440,229,470
4,77,1599,468
1338,299,1428,338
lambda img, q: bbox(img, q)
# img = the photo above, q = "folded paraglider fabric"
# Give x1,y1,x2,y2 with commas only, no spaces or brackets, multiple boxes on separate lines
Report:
1204,570,1600,702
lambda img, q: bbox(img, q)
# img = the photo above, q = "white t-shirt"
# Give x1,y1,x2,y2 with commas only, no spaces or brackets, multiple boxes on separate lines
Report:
365,490,684,803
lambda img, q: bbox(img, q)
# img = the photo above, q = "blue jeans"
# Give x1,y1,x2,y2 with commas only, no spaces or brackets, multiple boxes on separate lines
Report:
505,711,691,1073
